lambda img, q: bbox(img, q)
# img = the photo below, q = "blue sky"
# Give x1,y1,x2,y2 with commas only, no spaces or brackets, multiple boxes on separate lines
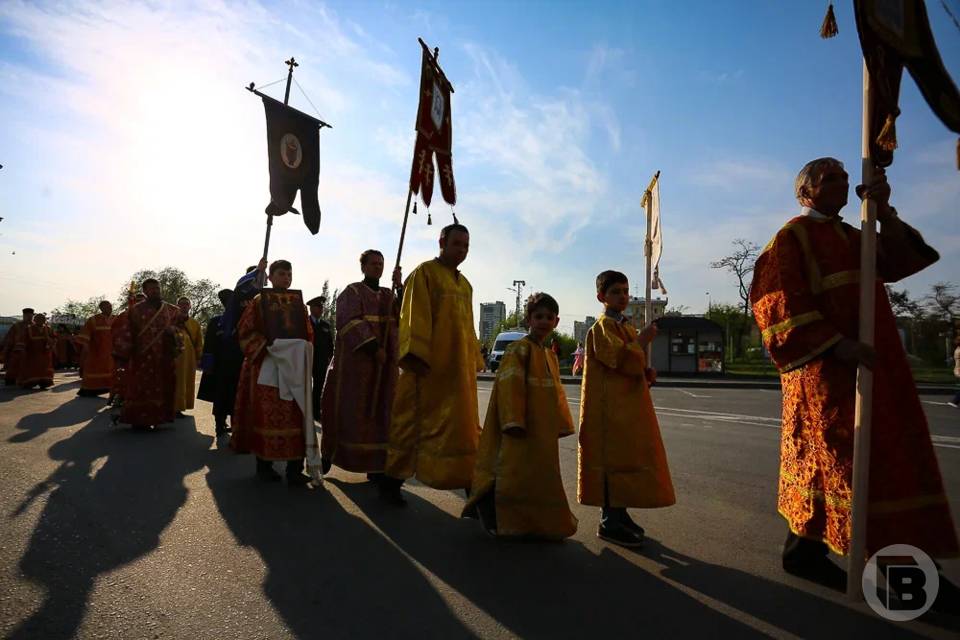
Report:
1,1,958,333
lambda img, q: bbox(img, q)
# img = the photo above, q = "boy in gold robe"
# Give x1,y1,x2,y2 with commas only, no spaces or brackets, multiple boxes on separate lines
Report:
381,223,483,505
463,292,577,540
578,270,675,547
173,296,203,417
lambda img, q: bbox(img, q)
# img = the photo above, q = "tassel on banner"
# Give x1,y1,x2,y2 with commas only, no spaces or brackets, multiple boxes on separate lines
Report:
427,209,432,226
820,3,838,39
452,209,458,225
876,113,898,151
413,200,418,216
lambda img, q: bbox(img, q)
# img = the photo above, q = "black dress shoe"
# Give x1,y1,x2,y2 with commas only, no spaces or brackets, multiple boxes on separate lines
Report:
622,516,645,537
378,483,407,507
366,472,384,484
287,472,311,487
321,458,332,475
598,522,644,548
783,555,847,592
257,468,282,482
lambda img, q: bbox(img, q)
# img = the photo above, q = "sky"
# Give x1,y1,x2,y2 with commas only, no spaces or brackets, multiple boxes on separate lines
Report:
1,0,958,334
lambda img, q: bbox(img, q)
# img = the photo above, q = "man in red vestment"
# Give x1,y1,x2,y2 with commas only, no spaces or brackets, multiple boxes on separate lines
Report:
113,280,181,430
751,157,958,596
232,260,315,485
2,308,33,386
17,313,56,389
76,301,116,397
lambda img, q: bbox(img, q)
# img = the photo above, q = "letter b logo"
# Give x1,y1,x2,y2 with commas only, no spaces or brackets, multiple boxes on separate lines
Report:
864,545,938,621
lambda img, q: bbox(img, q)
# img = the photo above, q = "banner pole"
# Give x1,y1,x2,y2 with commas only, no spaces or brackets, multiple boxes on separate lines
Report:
847,57,878,601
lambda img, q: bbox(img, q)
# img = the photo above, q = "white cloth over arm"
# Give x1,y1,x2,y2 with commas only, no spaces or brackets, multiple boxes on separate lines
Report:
257,338,321,480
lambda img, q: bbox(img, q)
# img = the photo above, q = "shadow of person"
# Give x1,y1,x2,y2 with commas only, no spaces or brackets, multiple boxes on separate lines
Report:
9,396,107,443
342,484,774,638
50,376,81,393
7,413,212,640
0,384,33,404
642,539,958,636
204,462,473,639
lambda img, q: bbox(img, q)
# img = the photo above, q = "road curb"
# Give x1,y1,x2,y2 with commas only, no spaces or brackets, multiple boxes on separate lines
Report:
477,373,956,395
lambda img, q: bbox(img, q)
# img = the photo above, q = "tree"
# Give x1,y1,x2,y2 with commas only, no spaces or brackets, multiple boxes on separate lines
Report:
51,295,109,322
705,303,754,361
710,239,760,315
887,286,925,355
488,311,525,347
924,282,959,327
117,267,222,326
664,304,688,316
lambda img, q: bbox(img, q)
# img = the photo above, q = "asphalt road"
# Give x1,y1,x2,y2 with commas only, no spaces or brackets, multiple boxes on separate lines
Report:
0,373,958,640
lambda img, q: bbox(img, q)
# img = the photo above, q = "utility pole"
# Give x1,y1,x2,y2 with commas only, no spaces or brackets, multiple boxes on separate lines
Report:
511,280,526,326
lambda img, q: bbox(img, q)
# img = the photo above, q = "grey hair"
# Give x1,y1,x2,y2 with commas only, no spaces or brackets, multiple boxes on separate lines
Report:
794,157,843,201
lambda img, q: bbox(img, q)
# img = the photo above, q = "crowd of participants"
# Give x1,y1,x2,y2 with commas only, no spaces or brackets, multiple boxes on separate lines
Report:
1,157,958,609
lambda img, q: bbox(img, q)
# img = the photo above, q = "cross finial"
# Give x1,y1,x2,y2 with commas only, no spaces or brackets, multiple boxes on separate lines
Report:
285,57,298,71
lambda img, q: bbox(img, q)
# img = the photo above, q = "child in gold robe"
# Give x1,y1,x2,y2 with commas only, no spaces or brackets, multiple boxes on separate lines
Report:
578,270,675,547
464,293,577,540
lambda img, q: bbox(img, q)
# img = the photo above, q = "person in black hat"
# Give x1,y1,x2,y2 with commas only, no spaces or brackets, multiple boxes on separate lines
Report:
2,308,34,385
306,295,334,426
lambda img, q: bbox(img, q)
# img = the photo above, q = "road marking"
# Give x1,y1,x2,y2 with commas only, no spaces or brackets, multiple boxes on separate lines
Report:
656,406,781,424
922,401,954,407
676,389,712,398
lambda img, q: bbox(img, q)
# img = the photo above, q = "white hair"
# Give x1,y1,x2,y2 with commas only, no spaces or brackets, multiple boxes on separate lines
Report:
794,157,843,201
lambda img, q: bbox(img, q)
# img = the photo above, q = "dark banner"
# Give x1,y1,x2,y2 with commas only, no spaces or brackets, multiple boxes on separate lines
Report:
409,47,456,206
262,95,322,234
855,0,960,167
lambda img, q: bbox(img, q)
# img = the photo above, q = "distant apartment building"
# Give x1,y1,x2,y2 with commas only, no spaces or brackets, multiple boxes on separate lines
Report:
626,297,667,329
479,301,507,344
573,316,597,344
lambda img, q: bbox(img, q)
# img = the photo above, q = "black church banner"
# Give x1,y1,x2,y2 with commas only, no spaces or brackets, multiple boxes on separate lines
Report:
855,0,960,168
262,94,323,234
409,46,456,207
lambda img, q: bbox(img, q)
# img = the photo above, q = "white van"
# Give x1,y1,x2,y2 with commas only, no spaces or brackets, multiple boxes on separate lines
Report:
487,330,526,372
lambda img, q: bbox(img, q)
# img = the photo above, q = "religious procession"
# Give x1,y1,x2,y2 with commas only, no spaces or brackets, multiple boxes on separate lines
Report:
2,2,959,638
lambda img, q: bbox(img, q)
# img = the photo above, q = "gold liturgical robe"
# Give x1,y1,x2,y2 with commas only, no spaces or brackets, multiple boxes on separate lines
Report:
464,336,578,539
386,259,483,489
174,317,203,411
578,315,675,508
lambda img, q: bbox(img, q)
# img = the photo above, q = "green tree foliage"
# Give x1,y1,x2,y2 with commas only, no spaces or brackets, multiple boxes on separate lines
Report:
705,303,755,361
116,267,222,326
51,295,109,322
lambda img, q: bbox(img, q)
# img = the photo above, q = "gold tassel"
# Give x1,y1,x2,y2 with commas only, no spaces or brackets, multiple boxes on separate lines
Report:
413,201,418,215
452,210,458,224
876,113,898,151
427,210,432,226
820,3,838,39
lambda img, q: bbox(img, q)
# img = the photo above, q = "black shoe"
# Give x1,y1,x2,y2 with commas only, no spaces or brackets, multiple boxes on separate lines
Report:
321,458,332,475
257,467,282,482
366,472,384,484
287,472,311,487
782,555,847,592
176,411,187,419
621,515,645,537
378,483,407,507
598,522,644,548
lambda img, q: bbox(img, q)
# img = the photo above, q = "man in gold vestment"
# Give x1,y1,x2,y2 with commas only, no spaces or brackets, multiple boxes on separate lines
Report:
173,296,203,417
381,224,483,505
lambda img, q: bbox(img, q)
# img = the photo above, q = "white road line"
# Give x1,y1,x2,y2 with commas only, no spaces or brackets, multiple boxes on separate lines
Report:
675,389,712,398
922,401,954,407
655,406,781,424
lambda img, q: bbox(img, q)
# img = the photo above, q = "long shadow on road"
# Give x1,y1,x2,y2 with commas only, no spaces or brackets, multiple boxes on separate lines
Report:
205,458,473,639
7,415,212,640
343,484,933,640
9,395,106,444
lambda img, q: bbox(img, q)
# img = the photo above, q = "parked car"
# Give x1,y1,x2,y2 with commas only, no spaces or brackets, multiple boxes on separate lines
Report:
487,330,526,372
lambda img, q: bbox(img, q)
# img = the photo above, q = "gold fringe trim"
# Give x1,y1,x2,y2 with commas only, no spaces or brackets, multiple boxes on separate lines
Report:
820,3,838,39
876,113,898,151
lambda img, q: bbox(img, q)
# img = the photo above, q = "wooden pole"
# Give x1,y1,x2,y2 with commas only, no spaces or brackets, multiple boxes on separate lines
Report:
641,171,659,360
394,188,414,287
261,57,299,263
847,58,878,600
